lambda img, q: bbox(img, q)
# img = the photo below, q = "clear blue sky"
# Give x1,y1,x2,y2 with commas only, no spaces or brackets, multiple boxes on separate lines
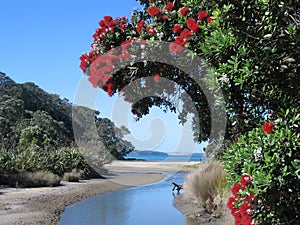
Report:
0,0,206,153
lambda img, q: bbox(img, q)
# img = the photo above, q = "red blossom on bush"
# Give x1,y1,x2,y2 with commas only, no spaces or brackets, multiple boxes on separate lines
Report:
154,73,160,83
137,20,146,33
173,24,183,34
148,6,162,17
165,2,174,11
169,42,184,53
107,82,113,97
227,197,238,211
241,174,253,187
161,15,168,20
146,27,156,36
187,18,200,33
207,16,213,24
180,29,192,40
231,183,243,197
101,16,115,28
180,7,190,16
262,121,274,134
79,52,97,73
227,174,257,225
198,11,208,21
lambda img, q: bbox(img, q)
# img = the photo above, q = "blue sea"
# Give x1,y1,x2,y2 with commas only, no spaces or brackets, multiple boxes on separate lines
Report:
125,153,208,162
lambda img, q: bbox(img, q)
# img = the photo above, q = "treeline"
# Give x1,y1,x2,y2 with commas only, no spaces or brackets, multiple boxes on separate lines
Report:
0,72,134,187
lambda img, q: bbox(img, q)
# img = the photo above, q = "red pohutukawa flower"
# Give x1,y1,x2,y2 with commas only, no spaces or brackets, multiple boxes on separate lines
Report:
154,73,160,83
173,24,183,34
187,18,200,33
231,183,243,197
161,15,168,20
180,7,190,16
169,42,184,53
198,11,208,21
165,2,174,11
107,82,113,97
206,16,213,24
180,29,192,40
241,174,253,187
103,16,116,28
146,27,156,36
227,174,257,225
148,6,162,17
137,20,146,33
262,121,274,134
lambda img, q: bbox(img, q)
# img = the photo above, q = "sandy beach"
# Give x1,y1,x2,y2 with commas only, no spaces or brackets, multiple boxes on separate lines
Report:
0,160,198,225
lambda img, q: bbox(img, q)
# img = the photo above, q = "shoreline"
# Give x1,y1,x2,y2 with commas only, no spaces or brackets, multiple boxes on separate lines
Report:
0,160,232,225
0,167,166,225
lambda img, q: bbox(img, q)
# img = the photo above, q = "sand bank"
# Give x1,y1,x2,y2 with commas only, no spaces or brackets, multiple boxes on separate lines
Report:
103,160,201,172
0,168,165,225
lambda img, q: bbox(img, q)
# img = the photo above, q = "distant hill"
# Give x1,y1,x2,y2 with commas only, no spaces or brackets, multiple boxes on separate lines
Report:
128,150,205,157
129,150,168,156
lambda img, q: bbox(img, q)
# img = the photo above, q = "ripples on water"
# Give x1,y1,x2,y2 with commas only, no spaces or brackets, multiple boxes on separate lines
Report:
58,172,199,225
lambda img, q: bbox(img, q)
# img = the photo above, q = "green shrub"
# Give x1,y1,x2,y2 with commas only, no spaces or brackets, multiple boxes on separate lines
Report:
0,146,98,185
47,147,92,177
10,171,60,188
223,108,300,224
183,161,228,214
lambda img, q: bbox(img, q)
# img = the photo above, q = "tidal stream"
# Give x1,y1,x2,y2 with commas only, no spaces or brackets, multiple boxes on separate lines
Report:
58,172,198,225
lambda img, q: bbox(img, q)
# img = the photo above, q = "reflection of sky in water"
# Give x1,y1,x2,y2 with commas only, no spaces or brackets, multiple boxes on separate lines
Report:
59,172,198,225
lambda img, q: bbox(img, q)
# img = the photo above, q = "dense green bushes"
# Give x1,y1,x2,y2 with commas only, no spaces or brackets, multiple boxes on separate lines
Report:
0,146,96,186
223,108,300,224
0,73,135,187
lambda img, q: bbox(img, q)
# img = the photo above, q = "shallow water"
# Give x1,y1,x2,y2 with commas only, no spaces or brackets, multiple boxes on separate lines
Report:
58,172,199,225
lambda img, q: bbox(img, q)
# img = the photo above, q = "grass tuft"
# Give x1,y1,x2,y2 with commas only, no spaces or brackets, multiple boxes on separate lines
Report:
183,160,229,215
62,169,84,182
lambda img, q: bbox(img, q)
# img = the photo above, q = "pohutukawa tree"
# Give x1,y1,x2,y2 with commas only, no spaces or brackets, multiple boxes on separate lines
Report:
80,0,299,145
80,0,299,224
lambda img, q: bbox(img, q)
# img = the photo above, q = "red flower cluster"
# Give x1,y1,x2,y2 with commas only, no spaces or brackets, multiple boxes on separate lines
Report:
148,6,162,17
80,2,214,99
86,38,134,92
80,16,128,74
137,20,146,33
165,2,174,11
173,24,183,34
169,8,212,53
79,52,97,74
146,27,157,36
187,18,200,33
262,121,274,134
180,7,190,16
227,174,256,225
153,73,160,83
95,16,127,41
169,28,192,53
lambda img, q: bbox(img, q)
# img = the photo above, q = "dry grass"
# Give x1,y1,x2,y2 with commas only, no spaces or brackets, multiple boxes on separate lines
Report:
63,169,84,182
10,171,61,188
183,160,229,215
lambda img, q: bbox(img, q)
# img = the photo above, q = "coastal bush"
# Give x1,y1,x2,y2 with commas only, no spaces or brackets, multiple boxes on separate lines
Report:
183,161,228,214
10,171,60,188
47,147,91,177
0,146,98,186
223,107,300,224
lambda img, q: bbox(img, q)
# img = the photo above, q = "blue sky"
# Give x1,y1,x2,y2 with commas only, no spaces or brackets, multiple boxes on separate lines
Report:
0,0,206,153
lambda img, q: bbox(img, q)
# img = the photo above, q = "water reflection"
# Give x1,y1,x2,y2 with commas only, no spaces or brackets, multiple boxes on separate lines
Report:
59,172,198,225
